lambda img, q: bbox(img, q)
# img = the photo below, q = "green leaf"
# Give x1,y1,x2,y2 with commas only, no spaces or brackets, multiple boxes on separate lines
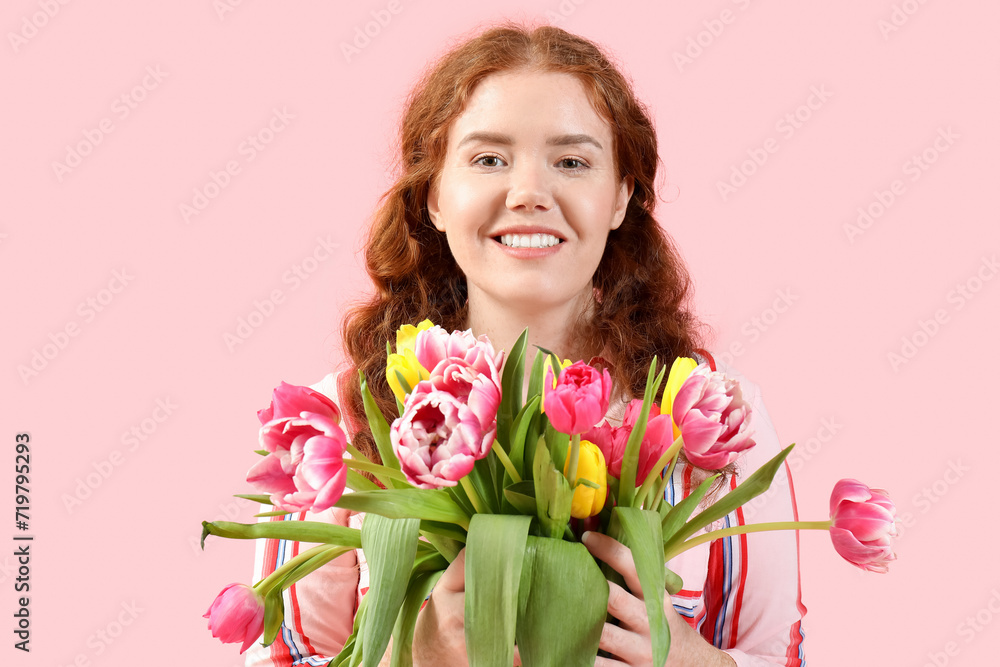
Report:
503,480,537,516
526,346,548,400
663,445,795,559
615,507,670,666
331,594,368,667
532,438,572,539
361,515,420,667
660,474,719,544
390,569,445,667
508,396,540,478
235,493,272,504
466,515,531,667
201,520,362,550
619,358,666,508
336,489,471,530
360,372,404,485
262,580,285,645
515,536,608,666
498,327,530,447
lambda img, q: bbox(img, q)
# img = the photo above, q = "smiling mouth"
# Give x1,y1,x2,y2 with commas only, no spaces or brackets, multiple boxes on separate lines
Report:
495,233,564,249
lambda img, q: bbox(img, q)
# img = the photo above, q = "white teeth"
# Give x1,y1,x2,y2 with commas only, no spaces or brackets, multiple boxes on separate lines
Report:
499,233,561,248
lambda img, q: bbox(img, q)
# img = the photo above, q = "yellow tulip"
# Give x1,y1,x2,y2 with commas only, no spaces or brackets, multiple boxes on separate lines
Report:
563,439,608,519
386,349,429,404
662,356,697,439
395,319,435,355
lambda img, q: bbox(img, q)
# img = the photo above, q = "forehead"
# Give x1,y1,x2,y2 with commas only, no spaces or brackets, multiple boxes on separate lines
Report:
446,70,612,149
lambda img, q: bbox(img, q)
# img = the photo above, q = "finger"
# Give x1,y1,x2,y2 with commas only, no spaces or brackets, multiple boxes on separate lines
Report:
583,532,642,594
435,548,466,594
606,581,650,632
598,620,648,666
512,644,521,666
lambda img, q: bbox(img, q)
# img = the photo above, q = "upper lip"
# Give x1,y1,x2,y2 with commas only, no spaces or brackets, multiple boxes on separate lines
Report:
491,225,566,240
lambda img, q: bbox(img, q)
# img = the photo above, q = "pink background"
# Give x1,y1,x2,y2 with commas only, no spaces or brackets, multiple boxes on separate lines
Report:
3,1,998,665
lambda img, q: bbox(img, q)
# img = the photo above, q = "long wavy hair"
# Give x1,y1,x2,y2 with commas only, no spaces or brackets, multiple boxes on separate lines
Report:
339,21,706,463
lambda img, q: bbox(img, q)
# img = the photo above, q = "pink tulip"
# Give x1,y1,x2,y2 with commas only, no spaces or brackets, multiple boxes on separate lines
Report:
544,361,612,435
204,583,265,653
585,399,674,484
257,380,341,425
391,381,497,488
670,364,755,469
247,412,348,513
829,479,898,573
414,326,504,387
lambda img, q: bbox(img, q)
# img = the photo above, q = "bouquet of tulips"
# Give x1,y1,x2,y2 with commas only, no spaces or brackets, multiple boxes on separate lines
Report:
201,322,898,666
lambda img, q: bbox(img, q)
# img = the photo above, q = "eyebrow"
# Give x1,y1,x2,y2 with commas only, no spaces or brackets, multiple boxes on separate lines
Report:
456,131,604,151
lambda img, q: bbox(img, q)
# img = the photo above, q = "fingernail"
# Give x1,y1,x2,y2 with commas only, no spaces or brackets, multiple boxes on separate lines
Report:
581,531,592,545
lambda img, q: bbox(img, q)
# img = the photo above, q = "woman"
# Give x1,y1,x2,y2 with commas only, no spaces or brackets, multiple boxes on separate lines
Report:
246,22,805,667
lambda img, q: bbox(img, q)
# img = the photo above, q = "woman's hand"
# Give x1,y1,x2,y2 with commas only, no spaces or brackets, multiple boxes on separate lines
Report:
412,548,522,667
413,549,469,666
583,532,736,667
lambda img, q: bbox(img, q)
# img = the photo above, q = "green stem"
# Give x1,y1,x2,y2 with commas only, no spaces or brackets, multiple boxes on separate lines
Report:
346,442,371,463
459,476,486,514
567,433,581,487
253,543,334,594
665,519,833,561
636,436,682,510
650,435,683,513
491,439,522,483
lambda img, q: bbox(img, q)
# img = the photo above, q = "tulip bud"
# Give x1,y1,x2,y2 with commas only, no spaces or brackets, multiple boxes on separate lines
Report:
204,583,265,653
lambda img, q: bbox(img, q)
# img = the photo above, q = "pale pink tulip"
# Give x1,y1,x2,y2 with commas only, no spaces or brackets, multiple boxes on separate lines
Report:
414,326,504,387
247,412,348,513
256,380,341,425
585,399,674,484
670,365,755,469
543,361,612,435
391,381,496,488
204,583,265,653
829,479,898,573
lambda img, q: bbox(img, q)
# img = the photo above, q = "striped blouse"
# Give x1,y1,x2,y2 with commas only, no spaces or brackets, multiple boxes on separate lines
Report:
244,360,806,666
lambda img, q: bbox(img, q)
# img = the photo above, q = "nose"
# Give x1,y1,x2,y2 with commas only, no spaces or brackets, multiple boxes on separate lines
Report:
505,160,555,212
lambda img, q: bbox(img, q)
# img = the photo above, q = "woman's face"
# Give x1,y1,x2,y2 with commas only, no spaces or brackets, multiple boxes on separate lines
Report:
427,69,634,319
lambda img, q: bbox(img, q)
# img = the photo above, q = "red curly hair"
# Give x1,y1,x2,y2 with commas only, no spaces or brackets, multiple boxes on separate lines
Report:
339,21,705,462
